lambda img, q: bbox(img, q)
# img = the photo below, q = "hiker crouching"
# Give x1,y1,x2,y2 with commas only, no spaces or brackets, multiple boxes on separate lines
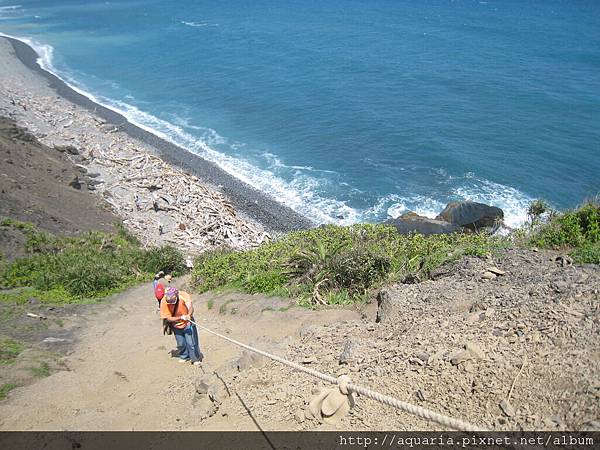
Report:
160,286,202,365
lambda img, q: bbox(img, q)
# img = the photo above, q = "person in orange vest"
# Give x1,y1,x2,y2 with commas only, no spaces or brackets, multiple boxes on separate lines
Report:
160,286,201,365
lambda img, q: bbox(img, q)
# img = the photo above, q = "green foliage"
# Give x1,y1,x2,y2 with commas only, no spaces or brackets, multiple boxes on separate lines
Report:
0,221,187,303
0,383,17,400
29,362,51,378
570,241,600,264
192,223,505,305
0,287,78,305
530,202,600,263
0,337,24,364
329,246,390,293
138,245,186,276
527,199,548,223
206,299,214,310
242,271,288,294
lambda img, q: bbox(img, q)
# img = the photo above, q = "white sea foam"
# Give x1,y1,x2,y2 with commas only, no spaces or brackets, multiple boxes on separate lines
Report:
0,5,22,20
367,176,532,229
180,21,218,28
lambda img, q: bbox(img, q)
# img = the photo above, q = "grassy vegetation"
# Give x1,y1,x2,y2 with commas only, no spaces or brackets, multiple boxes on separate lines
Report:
0,219,186,304
192,224,506,305
0,337,24,364
29,362,51,378
2,201,598,310
0,383,17,400
529,202,600,264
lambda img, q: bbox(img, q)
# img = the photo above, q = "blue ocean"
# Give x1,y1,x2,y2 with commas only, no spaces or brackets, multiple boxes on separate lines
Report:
1,0,599,227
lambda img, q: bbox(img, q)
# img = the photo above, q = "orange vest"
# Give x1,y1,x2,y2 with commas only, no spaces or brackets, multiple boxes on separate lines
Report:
159,291,192,329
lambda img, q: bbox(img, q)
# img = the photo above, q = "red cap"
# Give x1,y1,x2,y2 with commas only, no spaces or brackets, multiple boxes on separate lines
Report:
155,283,165,301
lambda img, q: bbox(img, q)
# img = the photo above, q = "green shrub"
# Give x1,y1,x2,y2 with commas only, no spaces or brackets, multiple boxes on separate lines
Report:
527,199,549,223
530,202,600,263
329,246,391,293
139,245,186,276
571,241,600,264
0,221,187,302
192,223,504,305
30,362,51,377
242,271,288,294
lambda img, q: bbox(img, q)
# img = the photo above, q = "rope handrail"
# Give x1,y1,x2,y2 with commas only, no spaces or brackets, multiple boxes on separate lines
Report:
188,318,488,432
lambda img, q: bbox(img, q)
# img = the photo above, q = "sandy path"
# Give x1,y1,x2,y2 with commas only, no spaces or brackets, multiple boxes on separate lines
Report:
0,281,361,431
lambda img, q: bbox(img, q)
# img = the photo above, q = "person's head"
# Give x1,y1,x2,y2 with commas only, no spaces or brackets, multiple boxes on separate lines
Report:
165,274,173,284
154,283,165,301
165,286,179,304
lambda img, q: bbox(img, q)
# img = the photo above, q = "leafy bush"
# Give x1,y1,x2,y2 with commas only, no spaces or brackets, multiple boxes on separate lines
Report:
242,271,288,294
570,241,600,264
139,245,186,276
530,202,600,263
329,246,391,293
192,223,504,304
527,199,549,223
0,221,187,302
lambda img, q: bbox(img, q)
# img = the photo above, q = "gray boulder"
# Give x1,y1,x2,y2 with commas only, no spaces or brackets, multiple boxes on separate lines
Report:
436,201,503,231
386,212,461,235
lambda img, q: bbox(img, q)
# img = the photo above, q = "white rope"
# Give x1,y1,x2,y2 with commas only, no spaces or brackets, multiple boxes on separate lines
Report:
188,318,487,431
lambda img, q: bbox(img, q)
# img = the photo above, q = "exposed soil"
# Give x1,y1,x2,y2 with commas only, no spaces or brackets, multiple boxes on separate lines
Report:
227,249,599,431
0,116,119,261
0,250,598,432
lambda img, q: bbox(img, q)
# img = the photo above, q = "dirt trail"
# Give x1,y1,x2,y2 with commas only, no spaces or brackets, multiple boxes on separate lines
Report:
0,280,362,431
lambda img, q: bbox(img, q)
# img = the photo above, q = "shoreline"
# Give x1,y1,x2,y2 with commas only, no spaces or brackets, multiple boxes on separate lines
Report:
4,35,314,233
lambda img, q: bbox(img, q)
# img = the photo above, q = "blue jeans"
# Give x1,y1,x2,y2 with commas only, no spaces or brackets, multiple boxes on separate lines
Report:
173,323,201,362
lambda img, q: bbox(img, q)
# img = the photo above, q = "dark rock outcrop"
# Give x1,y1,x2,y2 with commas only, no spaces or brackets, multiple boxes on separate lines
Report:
386,212,461,235
436,201,503,231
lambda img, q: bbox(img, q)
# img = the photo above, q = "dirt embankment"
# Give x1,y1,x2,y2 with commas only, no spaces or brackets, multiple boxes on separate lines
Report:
229,248,598,431
0,116,119,260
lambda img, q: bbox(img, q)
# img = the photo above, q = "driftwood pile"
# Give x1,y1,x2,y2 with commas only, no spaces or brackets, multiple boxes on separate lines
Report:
0,83,269,255
91,146,270,253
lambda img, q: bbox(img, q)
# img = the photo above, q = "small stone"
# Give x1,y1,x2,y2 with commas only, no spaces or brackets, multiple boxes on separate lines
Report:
550,415,563,426
581,420,600,431
339,339,357,365
415,352,430,363
69,176,82,190
465,342,485,359
462,360,475,373
294,409,305,424
481,271,497,280
450,350,471,366
302,356,316,364
500,399,515,417
486,267,506,276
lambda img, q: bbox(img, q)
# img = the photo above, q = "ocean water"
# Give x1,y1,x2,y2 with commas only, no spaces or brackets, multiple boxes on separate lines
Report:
1,0,599,227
